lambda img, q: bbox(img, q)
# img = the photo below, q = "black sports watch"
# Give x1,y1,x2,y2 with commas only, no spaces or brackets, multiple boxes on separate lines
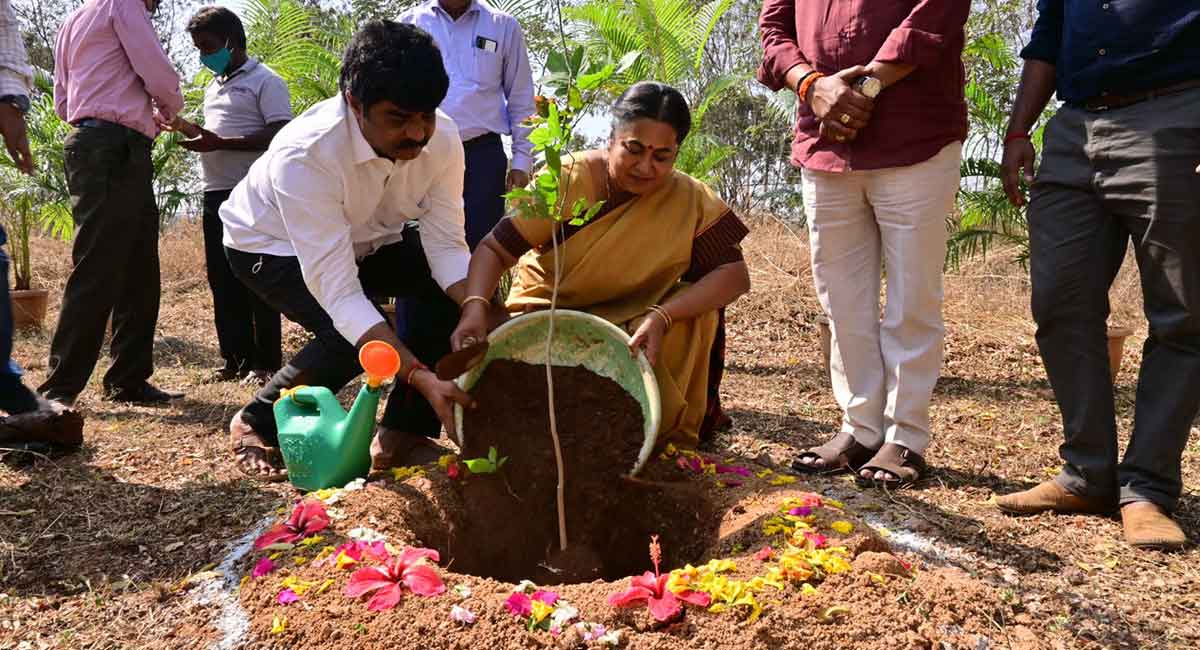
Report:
0,94,30,114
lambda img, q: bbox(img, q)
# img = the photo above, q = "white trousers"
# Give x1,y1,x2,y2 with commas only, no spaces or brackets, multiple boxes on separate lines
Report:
801,142,962,455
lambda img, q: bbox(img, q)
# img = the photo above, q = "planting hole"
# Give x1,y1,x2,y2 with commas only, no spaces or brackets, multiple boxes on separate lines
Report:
409,360,718,584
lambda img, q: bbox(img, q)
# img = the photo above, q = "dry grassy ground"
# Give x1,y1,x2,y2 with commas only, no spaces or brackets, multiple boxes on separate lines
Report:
0,219,1196,649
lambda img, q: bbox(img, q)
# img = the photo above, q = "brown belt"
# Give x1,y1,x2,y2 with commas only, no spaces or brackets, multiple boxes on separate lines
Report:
1081,78,1200,112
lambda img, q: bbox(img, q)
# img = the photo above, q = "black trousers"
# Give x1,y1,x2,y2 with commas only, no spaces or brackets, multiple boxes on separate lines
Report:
39,124,160,399
1029,89,1200,511
203,190,281,374
227,231,459,446
396,133,506,340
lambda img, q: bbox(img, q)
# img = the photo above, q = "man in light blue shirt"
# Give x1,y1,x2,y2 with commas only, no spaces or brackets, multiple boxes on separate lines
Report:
399,0,536,249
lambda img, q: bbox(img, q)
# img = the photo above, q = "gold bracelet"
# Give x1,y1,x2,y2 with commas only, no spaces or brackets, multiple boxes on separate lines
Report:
460,295,491,310
648,305,673,330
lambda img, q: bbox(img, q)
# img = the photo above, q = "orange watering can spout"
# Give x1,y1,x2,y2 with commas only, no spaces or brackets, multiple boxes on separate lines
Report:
360,340,401,389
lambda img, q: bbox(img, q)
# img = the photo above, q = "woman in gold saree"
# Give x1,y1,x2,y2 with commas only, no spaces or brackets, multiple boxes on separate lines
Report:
451,82,751,447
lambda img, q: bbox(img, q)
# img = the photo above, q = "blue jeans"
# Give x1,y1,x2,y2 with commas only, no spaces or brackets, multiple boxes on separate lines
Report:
0,227,40,415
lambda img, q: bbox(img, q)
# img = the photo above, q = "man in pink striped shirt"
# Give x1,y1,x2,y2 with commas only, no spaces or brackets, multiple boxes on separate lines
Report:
40,0,185,407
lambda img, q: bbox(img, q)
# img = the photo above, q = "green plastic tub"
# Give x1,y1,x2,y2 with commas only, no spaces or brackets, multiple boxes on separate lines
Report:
453,309,661,475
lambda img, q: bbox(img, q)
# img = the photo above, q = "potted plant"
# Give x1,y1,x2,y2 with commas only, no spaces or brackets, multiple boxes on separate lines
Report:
1,78,75,329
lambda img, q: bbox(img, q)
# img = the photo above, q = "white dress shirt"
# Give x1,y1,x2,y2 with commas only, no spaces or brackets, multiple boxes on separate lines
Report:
399,0,536,171
221,95,470,345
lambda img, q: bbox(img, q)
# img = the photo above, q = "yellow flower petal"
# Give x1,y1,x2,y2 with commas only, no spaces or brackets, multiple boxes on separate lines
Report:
271,614,286,634
391,466,426,481
825,498,845,509
438,454,458,469
316,578,335,594
770,475,797,486
313,546,335,564
292,556,307,566
800,583,818,596
830,521,854,535
756,469,773,479
531,600,555,624
298,535,325,547
335,551,357,570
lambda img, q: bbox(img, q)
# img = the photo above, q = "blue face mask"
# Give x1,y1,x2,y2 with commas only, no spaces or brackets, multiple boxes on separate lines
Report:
200,44,232,75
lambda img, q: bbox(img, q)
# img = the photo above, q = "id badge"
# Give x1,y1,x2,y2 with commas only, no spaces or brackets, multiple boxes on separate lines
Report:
475,36,498,53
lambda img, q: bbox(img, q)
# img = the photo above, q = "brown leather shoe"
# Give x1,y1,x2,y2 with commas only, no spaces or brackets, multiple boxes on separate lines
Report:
995,481,1114,515
1121,501,1187,551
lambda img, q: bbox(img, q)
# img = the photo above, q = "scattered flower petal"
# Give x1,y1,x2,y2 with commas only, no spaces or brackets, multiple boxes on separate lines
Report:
505,592,532,618
787,506,813,517
830,520,854,535
251,557,276,578
277,589,300,605
531,590,558,606
271,614,286,634
254,501,330,550
754,546,774,562
453,583,472,599
450,604,477,625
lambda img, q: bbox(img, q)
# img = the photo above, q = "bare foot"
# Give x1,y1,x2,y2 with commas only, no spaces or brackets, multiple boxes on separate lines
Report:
370,427,449,470
230,410,287,481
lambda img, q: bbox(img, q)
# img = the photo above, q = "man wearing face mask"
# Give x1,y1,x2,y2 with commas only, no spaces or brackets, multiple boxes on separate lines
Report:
43,0,185,406
177,6,291,386
219,21,476,480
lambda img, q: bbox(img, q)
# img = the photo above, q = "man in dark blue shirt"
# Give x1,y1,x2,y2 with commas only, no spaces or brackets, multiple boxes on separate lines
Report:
995,1,1199,551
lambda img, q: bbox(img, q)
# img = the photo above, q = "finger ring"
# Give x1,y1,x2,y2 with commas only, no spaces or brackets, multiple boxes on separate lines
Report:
462,336,478,347
840,113,851,125
835,134,846,142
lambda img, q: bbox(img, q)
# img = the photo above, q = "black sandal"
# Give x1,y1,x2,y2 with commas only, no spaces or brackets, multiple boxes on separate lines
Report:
791,431,875,475
855,443,927,488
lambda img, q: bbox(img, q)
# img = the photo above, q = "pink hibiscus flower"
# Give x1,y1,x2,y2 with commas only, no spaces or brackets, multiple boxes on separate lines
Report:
343,547,445,611
253,501,330,549
607,536,710,622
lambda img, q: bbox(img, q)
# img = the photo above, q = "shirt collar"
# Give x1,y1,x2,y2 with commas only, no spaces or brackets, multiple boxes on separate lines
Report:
341,98,382,166
218,57,258,85
432,0,481,21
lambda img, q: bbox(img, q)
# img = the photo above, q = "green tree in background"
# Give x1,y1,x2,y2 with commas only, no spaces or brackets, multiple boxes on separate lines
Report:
946,0,1048,270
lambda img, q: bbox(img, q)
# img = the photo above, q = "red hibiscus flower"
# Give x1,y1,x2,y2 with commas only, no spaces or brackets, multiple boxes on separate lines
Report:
607,536,710,622
344,547,446,611
253,501,330,549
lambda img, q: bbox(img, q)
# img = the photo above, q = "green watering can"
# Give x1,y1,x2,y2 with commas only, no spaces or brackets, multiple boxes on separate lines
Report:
276,341,401,491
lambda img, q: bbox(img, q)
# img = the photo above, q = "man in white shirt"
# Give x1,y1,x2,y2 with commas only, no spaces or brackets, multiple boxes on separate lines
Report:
220,20,475,479
179,6,291,385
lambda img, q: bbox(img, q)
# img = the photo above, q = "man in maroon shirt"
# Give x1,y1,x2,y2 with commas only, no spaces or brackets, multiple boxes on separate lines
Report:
758,0,970,486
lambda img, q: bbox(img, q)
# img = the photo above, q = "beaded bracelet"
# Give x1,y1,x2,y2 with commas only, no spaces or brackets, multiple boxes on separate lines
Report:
798,72,826,106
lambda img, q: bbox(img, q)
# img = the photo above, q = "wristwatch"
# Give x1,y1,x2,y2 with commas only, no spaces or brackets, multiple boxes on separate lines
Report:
853,76,883,99
0,94,30,114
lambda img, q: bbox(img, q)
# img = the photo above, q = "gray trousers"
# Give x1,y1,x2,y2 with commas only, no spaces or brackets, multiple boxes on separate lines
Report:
1030,88,1200,512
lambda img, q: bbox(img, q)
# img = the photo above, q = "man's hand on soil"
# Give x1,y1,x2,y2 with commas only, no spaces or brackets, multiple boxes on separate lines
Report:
411,369,476,433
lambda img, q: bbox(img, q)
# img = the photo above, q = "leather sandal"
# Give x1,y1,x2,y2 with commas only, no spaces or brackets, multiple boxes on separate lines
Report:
856,442,927,488
791,431,875,475
230,411,288,482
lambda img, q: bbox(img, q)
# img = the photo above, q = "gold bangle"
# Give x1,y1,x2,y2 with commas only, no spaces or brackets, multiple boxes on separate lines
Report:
648,305,673,330
460,295,491,310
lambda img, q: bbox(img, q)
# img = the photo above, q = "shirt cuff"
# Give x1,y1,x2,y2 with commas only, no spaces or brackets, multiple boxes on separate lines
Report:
757,49,805,91
874,28,946,68
1019,39,1059,64
510,152,533,173
428,249,471,292
332,294,387,347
